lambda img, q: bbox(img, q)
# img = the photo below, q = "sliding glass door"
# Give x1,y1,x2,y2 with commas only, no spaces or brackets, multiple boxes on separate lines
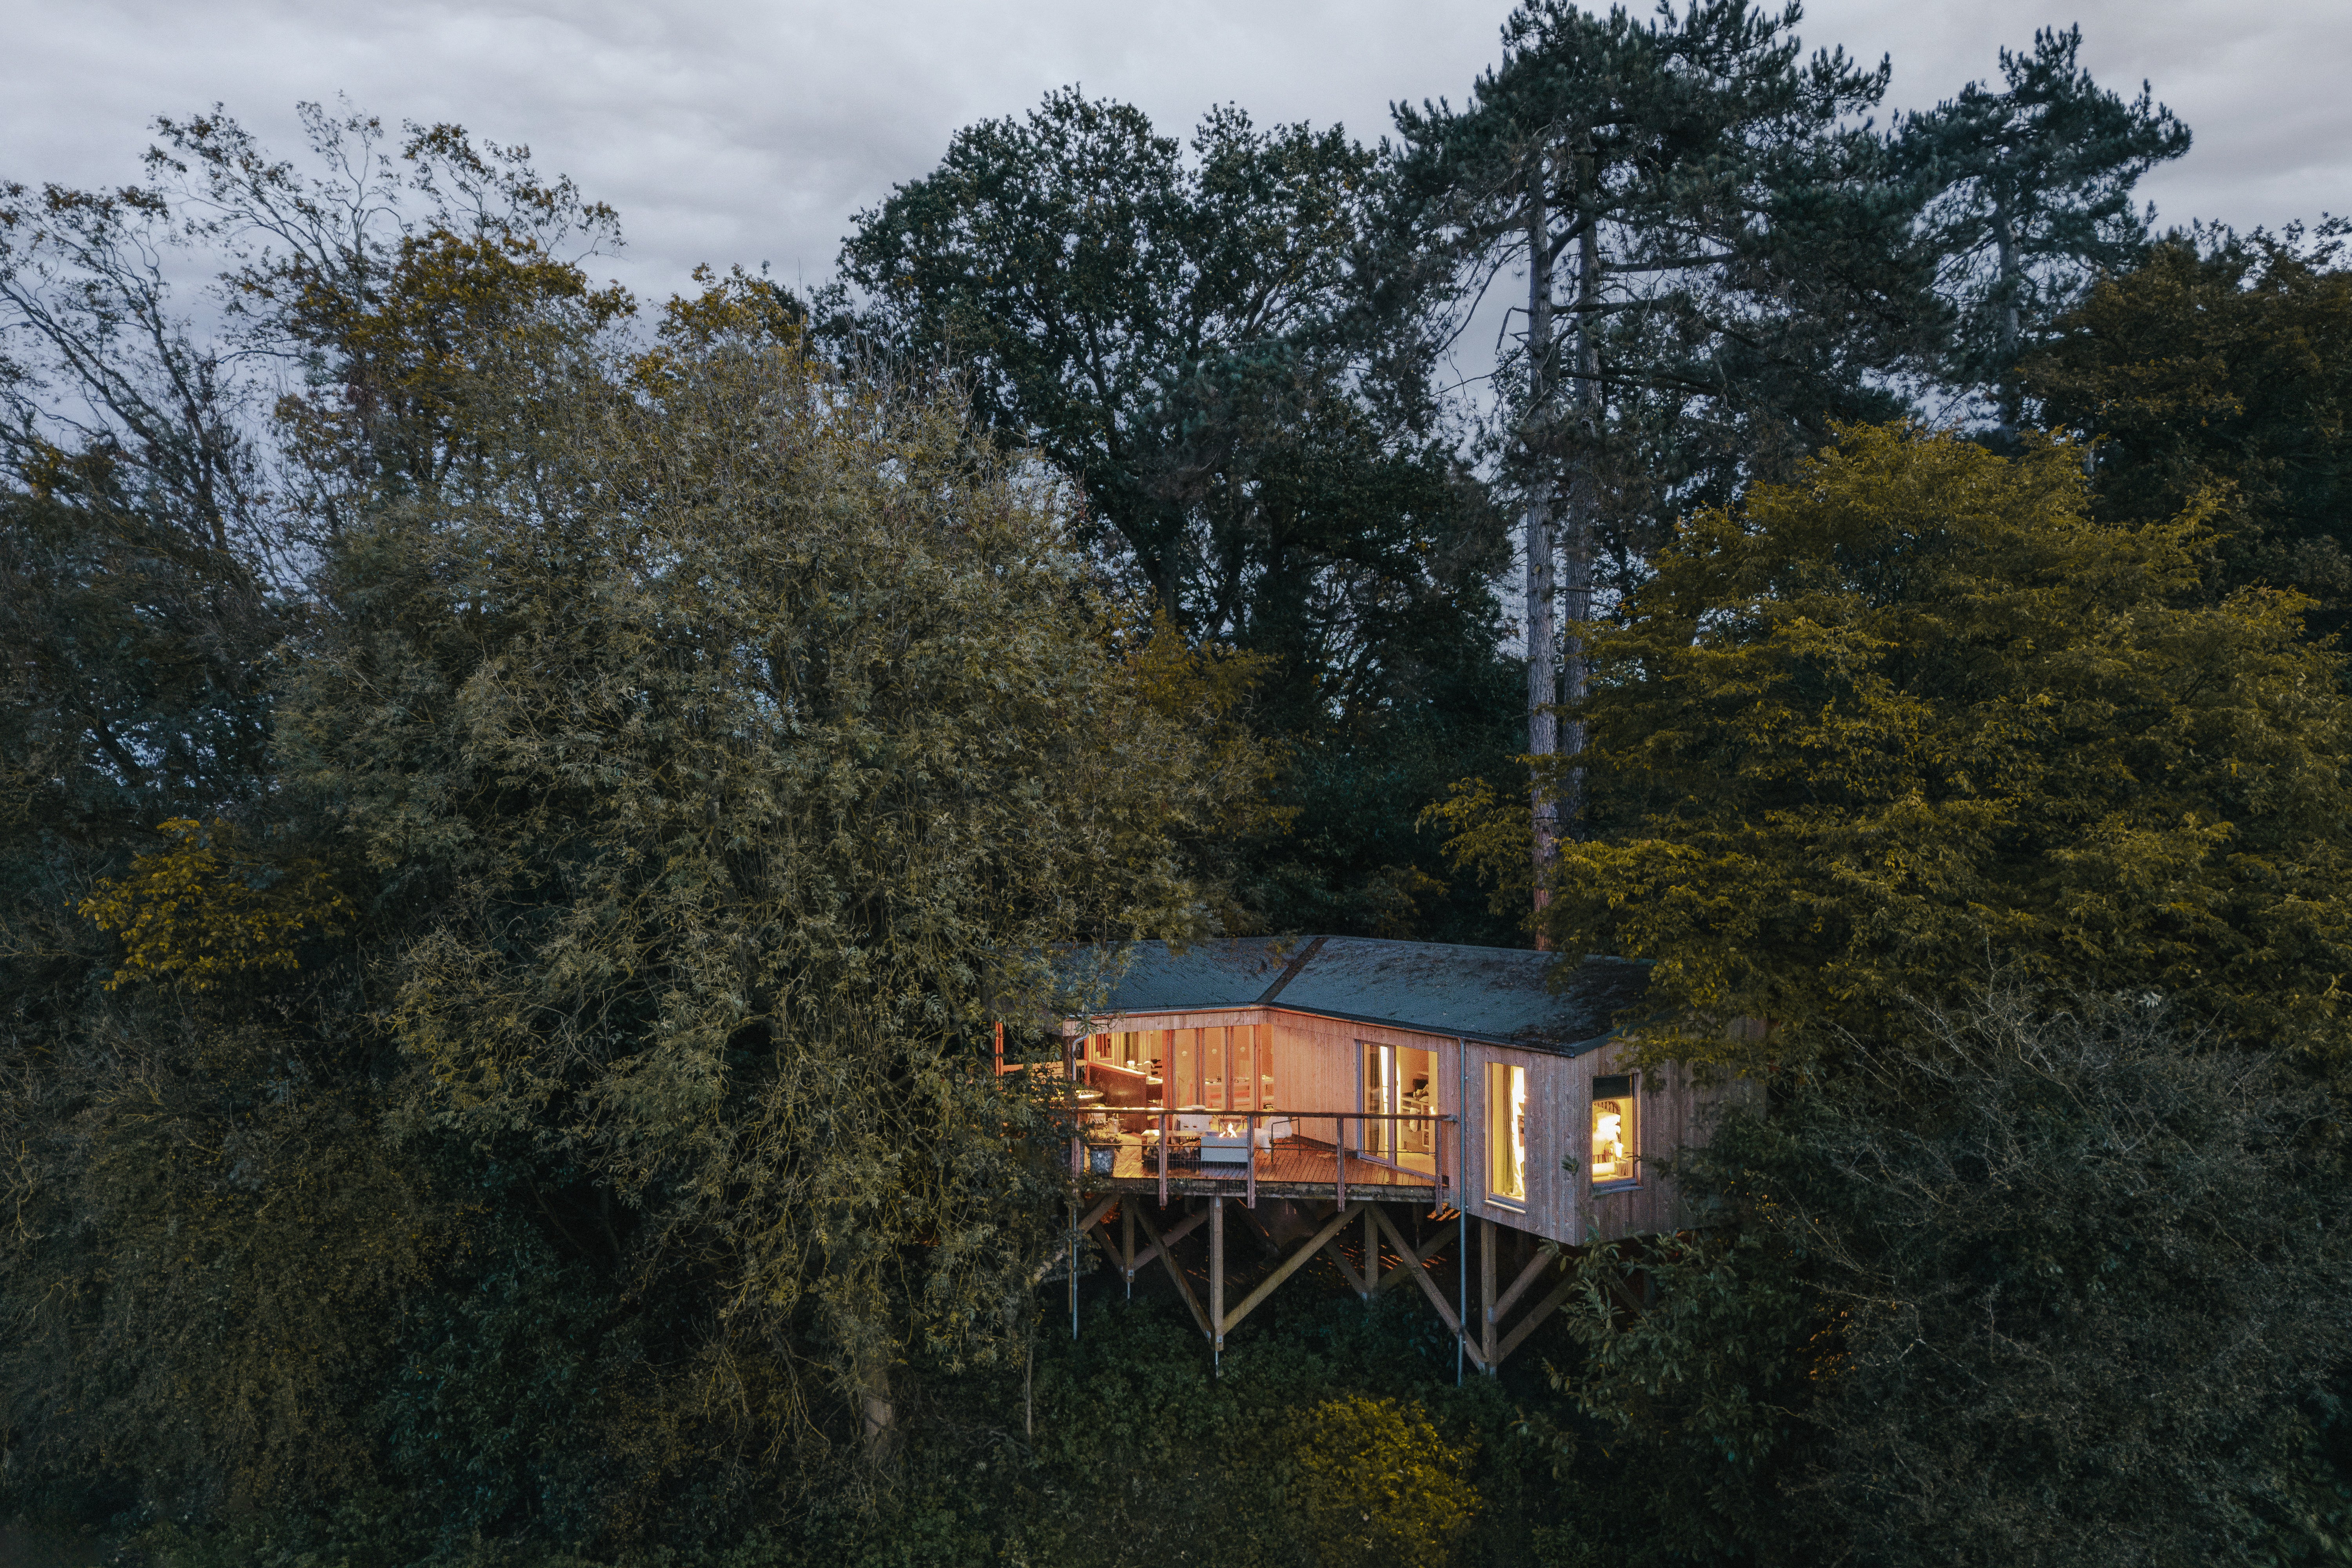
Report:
1360,1042,1437,1174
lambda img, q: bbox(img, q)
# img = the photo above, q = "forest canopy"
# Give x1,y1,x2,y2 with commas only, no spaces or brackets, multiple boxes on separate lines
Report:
4,6,2350,1567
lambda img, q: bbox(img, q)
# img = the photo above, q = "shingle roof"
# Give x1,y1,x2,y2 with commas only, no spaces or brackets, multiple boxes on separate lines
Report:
1064,936,1651,1056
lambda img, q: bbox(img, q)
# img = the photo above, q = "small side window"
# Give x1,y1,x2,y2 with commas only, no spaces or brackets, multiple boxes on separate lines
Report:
1591,1074,1637,1187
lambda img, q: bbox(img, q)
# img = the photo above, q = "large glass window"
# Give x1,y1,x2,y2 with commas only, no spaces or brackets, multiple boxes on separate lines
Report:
1487,1062,1526,1204
1591,1074,1637,1186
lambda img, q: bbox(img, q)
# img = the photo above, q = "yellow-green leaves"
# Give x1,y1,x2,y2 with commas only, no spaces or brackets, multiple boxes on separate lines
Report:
1459,422,2352,1073
1281,1394,1481,1560
79,818,352,991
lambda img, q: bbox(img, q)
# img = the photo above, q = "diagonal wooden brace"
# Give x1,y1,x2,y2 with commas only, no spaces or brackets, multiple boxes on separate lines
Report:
1125,1204,1207,1277
1031,1195,1120,1285
1497,1273,1581,1364
1374,1221,1458,1294
1321,1235,1370,1295
1088,1221,1125,1276
1133,1203,1211,1339
1492,1247,1554,1325
1220,1201,1368,1336
1372,1206,1488,1373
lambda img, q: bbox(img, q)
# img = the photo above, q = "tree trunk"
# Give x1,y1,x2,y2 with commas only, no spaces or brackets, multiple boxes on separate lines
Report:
1993,190,2023,438
1524,160,1560,944
1559,162,1602,860
857,1354,896,1464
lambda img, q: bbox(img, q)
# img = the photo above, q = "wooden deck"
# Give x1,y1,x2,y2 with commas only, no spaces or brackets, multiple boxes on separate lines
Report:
1082,1135,1444,1202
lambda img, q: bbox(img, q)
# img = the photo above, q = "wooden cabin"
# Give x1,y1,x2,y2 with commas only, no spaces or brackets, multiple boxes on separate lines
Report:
1038,935,1738,1374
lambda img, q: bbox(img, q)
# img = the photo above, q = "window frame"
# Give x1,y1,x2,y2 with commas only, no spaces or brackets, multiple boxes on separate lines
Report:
1486,1059,1528,1209
1590,1072,1640,1191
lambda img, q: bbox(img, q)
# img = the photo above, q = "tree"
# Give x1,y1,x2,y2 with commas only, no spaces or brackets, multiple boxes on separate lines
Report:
1396,0,1929,913
281,296,1272,1471
1436,422,2352,1080
835,90,1523,942
2024,223,2352,642
1558,989,2352,1568
1895,25,2190,434
0,113,650,1524
5,103,1280,1538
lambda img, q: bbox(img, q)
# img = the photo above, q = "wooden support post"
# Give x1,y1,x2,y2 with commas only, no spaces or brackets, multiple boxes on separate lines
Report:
1209,1197,1226,1363
1220,1201,1368,1336
1334,1114,1347,1208
1245,1111,1257,1209
1363,1206,1379,1296
1122,1203,1136,1298
1133,1202,1210,1338
1372,1206,1488,1374
1480,1218,1499,1372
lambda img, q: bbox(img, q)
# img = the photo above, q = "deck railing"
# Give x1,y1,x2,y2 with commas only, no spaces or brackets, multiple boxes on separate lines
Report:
1049,1105,1458,1207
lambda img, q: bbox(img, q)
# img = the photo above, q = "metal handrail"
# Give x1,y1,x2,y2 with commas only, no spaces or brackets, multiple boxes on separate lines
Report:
1037,1106,1459,1207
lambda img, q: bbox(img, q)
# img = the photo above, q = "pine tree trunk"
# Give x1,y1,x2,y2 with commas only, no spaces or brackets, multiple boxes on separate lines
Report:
1523,164,1559,943
1559,167,1601,858
1994,191,2024,437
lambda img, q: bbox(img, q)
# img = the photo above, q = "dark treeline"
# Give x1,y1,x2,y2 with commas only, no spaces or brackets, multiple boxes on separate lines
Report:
3,4,2350,1565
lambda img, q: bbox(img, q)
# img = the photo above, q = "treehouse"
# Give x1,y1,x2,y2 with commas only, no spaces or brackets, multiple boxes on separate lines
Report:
1028,935,1735,1374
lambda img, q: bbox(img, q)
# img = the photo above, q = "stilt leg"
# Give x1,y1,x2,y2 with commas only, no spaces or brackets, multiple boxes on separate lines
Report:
1480,1217,1498,1373
1122,1203,1136,1298
1210,1197,1226,1368
1363,1206,1379,1298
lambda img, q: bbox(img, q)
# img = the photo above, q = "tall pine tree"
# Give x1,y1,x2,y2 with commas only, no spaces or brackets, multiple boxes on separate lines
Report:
1895,25,2190,435
1396,0,1929,920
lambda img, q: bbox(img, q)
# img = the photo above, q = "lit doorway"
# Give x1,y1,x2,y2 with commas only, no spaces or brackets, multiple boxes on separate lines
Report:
1361,1042,1438,1174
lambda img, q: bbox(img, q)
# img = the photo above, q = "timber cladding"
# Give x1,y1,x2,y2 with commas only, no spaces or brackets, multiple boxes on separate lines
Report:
1064,1004,1738,1247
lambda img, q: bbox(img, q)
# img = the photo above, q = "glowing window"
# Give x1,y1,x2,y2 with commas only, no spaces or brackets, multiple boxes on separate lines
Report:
1487,1062,1526,1204
1591,1074,1637,1186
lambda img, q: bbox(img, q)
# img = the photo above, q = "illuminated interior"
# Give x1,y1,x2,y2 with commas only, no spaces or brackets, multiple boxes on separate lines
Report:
1486,1061,1526,1203
1591,1073,1636,1185
1361,1042,1438,1173
1084,1025,1275,1117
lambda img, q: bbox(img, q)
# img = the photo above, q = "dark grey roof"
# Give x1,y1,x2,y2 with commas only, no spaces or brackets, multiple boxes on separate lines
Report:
1064,936,1651,1057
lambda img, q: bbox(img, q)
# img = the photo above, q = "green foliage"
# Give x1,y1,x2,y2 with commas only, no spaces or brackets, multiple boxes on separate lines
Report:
1553,990,2352,1567
285,314,1274,1471
1895,25,2191,428
5,106,1279,1540
834,88,1524,943
1441,421,2352,1075
1395,0,1933,564
2025,224,2352,639
5,27,2350,1565
1284,1393,1481,1561
0,1007,447,1513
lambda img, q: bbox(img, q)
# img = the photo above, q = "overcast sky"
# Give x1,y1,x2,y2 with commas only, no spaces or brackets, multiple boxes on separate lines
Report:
5,0,2347,307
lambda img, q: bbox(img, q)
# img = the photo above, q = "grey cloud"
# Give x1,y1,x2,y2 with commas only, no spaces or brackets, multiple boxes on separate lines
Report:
4,0,2344,312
